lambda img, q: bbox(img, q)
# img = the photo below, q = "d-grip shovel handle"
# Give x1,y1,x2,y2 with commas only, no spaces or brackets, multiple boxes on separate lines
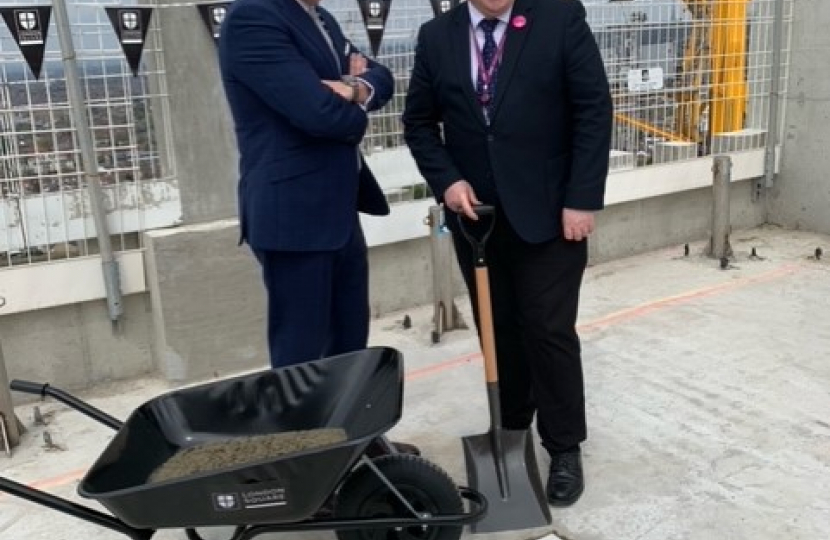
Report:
457,204,496,268
458,206,501,392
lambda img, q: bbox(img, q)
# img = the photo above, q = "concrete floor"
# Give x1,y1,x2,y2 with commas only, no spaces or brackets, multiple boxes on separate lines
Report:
1,225,830,540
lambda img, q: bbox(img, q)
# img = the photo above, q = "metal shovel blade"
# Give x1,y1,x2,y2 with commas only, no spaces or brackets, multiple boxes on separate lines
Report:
462,428,551,533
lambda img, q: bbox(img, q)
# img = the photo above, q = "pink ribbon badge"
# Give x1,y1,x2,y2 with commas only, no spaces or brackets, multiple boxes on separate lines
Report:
511,15,527,29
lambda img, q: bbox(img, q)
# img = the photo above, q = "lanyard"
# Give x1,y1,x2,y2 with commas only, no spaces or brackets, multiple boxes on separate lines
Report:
470,22,507,106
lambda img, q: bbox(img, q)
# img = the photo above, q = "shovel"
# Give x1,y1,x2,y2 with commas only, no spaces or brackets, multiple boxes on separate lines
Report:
458,205,551,533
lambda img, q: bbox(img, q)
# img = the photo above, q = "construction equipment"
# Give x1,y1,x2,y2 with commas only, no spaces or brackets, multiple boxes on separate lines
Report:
616,0,752,147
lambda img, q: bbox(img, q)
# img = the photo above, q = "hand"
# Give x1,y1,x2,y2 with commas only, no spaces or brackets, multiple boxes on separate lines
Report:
562,208,595,241
349,53,368,76
444,181,482,221
322,80,355,101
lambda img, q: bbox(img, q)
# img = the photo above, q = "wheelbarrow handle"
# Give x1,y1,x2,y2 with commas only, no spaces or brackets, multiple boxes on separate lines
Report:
457,204,496,268
10,380,123,431
9,380,47,396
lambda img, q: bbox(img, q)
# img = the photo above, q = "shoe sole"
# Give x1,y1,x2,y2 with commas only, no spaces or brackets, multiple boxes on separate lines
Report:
547,484,584,507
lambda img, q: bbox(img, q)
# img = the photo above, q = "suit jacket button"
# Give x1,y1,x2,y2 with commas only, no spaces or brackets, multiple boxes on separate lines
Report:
487,135,494,142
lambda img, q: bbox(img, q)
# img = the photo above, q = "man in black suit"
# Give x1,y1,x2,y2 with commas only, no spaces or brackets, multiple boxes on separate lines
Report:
403,0,612,506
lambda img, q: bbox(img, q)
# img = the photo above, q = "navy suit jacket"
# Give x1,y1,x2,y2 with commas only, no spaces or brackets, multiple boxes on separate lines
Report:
403,0,613,243
219,0,392,252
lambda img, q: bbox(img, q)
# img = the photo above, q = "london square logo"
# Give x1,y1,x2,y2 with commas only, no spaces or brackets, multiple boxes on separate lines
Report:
118,9,143,44
15,9,43,45
212,493,241,511
197,2,231,42
429,0,459,17
211,5,227,25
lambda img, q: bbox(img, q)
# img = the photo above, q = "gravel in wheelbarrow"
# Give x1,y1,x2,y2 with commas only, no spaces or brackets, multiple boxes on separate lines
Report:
78,346,404,530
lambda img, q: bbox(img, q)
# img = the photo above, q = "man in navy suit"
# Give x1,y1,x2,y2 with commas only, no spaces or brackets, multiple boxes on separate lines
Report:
403,0,612,506
219,0,393,370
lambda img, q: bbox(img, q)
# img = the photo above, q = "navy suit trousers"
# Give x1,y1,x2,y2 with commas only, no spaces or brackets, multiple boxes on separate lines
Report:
253,223,370,368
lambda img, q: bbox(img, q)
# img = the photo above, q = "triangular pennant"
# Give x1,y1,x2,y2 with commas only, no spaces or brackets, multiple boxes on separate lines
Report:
356,0,391,57
0,6,51,79
197,2,231,43
105,7,153,76
429,0,459,17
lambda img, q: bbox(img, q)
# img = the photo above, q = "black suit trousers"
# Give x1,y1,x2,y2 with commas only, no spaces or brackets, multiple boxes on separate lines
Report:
450,207,588,454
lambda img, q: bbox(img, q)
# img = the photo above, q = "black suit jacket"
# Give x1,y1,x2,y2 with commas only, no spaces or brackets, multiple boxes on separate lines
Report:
402,0,613,243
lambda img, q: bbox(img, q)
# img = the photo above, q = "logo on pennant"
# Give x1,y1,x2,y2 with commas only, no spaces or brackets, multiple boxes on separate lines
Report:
106,7,153,76
0,6,51,79
429,0,458,17
212,6,226,24
197,2,232,42
357,0,391,57
119,10,143,43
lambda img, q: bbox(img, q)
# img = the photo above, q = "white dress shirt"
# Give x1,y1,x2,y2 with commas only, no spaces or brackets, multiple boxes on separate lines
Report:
467,2,513,87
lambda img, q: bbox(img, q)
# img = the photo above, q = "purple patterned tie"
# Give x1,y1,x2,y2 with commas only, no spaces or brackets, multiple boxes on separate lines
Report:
475,18,500,117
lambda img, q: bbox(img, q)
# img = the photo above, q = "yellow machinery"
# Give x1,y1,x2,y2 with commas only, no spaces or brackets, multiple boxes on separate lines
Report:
615,0,751,145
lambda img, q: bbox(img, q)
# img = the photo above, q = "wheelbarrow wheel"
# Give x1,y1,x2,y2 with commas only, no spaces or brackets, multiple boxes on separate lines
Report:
334,454,464,540
184,526,246,540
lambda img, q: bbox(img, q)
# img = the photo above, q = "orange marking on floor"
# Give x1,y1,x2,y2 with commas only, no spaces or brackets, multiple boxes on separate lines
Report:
578,264,799,334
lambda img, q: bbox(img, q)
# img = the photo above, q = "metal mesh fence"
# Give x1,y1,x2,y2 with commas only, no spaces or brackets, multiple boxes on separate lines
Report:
0,0,793,265
331,0,793,196
0,0,174,266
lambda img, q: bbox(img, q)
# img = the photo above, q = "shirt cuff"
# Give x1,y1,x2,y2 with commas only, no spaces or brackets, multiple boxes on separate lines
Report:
356,77,375,108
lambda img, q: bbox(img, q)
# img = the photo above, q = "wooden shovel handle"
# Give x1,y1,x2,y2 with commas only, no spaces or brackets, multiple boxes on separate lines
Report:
475,266,499,384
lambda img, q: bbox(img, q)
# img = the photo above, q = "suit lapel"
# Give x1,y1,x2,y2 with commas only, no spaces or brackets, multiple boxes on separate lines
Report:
283,0,341,77
317,8,348,75
452,6,487,126
489,0,535,122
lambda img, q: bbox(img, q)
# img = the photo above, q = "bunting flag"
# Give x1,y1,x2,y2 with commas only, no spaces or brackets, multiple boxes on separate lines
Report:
197,2,231,43
356,0,391,57
105,7,153,76
0,6,51,79
429,0,459,17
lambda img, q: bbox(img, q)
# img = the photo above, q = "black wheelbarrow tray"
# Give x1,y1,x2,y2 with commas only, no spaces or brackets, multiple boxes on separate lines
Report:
0,346,486,540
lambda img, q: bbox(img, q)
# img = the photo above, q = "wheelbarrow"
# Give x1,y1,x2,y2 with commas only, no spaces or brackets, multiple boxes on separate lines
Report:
0,346,486,540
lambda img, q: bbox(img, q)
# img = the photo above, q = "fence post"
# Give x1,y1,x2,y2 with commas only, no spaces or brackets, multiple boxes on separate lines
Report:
0,337,23,453
708,155,734,260
53,0,123,325
426,205,464,343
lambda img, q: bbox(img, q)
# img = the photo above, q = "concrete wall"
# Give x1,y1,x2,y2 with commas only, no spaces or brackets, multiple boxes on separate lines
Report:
142,219,457,385
592,179,766,263
768,0,830,232
143,220,265,384
0,294,155,402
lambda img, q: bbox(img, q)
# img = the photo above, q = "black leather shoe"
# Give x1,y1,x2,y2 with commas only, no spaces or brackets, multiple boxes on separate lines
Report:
546,451,584,507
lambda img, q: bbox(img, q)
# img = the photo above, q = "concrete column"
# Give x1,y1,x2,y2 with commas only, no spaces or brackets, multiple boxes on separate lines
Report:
769,0,830,233
148,0,239,224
